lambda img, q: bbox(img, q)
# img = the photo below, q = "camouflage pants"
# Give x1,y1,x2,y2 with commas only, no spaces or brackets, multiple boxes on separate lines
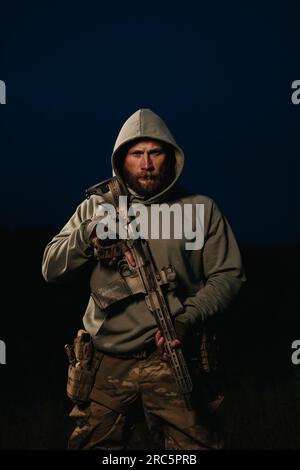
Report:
68,349,223,450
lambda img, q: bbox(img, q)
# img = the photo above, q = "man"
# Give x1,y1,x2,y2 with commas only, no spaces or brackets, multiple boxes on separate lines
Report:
42,108,246,450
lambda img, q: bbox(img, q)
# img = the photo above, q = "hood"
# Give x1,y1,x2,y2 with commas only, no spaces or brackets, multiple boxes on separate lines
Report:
111,108,185,204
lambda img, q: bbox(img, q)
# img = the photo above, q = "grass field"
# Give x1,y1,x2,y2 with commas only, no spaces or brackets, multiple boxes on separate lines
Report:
0,228,299,449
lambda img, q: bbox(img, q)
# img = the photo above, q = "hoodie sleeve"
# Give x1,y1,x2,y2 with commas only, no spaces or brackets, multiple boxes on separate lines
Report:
42,198,98,283
182,200,246,326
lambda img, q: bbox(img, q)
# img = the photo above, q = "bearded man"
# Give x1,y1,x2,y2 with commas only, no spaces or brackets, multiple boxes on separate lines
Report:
42,108,246,450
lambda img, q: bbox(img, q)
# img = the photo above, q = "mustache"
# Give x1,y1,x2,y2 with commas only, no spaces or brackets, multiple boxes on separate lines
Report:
138,171,159,179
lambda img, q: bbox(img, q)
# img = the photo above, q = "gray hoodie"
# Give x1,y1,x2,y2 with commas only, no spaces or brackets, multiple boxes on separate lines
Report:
42,108,246,353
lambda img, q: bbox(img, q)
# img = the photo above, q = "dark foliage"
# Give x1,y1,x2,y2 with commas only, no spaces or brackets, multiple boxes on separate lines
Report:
0,228,299,449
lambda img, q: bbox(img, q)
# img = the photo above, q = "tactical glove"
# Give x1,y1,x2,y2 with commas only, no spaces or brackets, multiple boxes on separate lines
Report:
89,223,129,265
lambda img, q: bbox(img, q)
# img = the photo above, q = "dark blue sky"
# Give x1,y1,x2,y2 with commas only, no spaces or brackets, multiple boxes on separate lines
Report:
0,1,299,245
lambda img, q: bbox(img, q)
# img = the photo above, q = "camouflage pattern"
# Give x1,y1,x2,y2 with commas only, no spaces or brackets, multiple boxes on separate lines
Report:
68,349,224,450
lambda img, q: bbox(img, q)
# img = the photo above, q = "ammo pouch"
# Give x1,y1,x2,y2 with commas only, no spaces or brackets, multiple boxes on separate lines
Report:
187,330,220,375
92,265,177,311
199,331,219,373
64,329,103,405
188,330,224,408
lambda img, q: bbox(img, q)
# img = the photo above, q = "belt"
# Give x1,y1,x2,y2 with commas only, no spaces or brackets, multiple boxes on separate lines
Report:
108,342,157,360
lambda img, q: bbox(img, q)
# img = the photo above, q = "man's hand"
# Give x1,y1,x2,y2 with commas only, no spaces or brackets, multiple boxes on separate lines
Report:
155,314,192,361
155,330,181,361
89,227,136,267
124,250,136,267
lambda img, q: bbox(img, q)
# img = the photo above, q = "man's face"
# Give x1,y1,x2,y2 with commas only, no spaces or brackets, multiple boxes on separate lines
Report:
122,140,172,196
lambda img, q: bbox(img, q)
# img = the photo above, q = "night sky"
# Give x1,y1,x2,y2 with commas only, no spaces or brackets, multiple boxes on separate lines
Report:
1,1,299,245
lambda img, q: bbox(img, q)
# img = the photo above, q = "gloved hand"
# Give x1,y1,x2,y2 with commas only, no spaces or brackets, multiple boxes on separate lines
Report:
89,227,136,267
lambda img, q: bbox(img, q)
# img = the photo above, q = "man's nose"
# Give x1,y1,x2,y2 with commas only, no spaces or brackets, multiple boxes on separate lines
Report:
140,153,154,170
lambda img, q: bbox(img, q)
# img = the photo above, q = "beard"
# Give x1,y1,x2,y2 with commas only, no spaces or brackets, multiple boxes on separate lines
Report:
122,165,174,197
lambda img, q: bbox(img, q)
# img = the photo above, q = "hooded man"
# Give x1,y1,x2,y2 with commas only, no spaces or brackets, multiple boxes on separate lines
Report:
42,108,246,450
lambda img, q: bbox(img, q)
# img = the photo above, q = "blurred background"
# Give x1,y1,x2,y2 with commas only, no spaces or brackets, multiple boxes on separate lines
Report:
0,0,299,449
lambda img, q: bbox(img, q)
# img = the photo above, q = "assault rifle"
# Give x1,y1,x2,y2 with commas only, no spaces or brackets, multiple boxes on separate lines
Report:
86,176,193,409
